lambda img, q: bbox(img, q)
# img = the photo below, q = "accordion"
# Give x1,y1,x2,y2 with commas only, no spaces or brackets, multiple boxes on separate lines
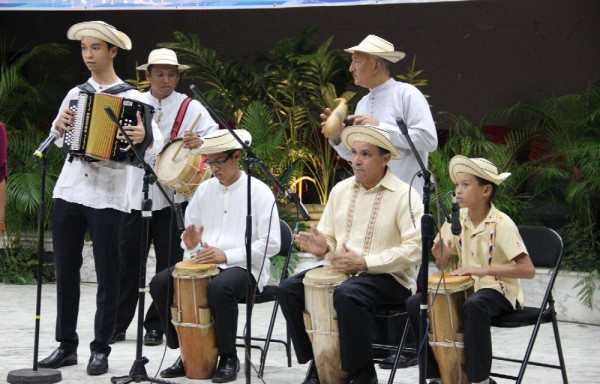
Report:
64,92,154,166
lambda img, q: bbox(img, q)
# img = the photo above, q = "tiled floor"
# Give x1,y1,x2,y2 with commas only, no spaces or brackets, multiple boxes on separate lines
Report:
1,282,599,384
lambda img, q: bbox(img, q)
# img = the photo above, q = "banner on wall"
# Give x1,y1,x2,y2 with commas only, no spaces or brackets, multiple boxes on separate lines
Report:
0,0,468,10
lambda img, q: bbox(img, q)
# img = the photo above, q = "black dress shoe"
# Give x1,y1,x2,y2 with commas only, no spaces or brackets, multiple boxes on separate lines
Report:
87,351,108,375
379,353,418,369
38,348,77,368
302,361,320,384
212,355,240,383
160,356,185,378
143,329,163,346
109,331,126,344
345,363,378,384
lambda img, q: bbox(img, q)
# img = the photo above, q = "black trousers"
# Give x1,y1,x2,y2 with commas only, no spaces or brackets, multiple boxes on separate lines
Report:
114,205,184,335
51,198,122,355
406,288,514,382
149,265,255,355
278,267,412,372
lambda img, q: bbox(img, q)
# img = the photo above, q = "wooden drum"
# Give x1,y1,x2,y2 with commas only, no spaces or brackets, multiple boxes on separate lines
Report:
171,260,220,379
427,272,474,384
303,268,350,384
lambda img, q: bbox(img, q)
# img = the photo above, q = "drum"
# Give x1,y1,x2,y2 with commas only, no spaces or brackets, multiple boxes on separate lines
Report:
171,260,220,379
303,268,350,384
427,272,474,384
155,138,212,197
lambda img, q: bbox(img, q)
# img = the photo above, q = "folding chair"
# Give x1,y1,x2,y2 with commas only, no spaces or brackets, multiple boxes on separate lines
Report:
236,219,294,377
490,225,569,383
372,307,413,384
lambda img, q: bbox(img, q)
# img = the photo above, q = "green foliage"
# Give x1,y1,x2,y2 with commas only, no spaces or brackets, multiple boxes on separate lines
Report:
0,246,54,284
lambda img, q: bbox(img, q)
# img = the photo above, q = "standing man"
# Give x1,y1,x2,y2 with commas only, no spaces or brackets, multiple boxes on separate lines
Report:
279,125,423,384
38,21,163,375
150,129,281,382
110,48,218,346
322,34,438,194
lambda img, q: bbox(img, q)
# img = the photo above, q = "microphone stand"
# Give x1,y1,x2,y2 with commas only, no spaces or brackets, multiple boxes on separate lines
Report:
396,117,434,384
7,155,62,384
190,85,309,383
102,106,182,384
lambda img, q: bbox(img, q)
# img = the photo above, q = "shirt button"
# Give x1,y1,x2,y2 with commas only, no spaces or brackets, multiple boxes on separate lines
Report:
84,173,88,177
224,210,227,214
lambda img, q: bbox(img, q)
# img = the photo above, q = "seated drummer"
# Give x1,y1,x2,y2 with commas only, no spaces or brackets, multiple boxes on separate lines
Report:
406,156,535,384
149,129,281,383
278,125,424,384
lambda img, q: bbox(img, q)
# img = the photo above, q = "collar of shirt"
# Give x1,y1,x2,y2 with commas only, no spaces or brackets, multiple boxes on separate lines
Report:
368,77,396,95
462,203,500,234
147,88,178,105
87,77,122,92
217,170,247,192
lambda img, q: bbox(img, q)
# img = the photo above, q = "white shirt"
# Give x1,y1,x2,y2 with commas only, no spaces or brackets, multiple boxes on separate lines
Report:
52,78,163,213
128,90,218,211
331,78,438,195
182,171,281,291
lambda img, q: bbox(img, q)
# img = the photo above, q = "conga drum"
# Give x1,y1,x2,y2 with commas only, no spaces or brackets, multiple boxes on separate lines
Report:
303,268,350,384
155,138,212,197
171,260,219,379
427,272,475,384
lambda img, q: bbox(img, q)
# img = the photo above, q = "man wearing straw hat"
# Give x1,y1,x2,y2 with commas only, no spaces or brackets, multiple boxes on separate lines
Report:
38,21,163,375
406,156,535,384
149,129,281,382
321,34,438,195
279,125,423,384
110,48,218,348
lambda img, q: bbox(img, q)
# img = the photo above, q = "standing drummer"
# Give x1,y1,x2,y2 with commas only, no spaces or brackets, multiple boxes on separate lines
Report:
278,125,423,384
110,48,218,347
406,156,535,384
149,129,281,382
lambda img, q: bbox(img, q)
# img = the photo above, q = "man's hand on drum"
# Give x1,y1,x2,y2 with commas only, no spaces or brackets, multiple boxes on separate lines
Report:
432,238,453,270
183,224,204,249
193,244,227,265
54,108,74,135
182,131,203,149
326,242,367,274
295,224,328,257
119,111,146,150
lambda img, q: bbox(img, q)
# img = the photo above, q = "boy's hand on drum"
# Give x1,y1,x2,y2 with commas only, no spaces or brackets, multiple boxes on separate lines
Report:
183,131,203,149
432,238,453,266
327,242,367,274
451,265,489,277
194,244,227,264
294,224,328,257
183,224,204,249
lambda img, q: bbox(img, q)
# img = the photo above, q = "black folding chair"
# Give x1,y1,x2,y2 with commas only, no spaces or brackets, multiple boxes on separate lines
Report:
490,225,569,383
236,219,294,377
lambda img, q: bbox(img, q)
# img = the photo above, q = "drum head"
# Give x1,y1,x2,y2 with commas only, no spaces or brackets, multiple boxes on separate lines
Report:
303,268,349,287
155,139,191,184
173,260,219,278
428,272,474,291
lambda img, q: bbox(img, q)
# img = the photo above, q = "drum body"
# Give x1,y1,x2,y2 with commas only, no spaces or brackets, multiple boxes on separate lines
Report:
171,260,219,379
303,268,349,384
155,138,212,197
427,272,474,384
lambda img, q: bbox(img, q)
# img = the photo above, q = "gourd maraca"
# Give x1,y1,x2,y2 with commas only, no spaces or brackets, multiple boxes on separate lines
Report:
323,98,348,139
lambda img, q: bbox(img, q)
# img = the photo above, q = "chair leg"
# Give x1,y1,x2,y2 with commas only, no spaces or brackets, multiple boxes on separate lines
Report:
550,313,569,383
515,317,545,384
387,317,410,384
258,300,282,377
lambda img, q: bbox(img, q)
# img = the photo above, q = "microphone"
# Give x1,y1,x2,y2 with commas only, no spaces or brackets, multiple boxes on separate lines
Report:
451,194,462,236
288,191,311,221
395,117,408,135
33,130,60,160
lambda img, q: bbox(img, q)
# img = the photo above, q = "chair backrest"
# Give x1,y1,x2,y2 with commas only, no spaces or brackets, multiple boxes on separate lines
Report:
277,220,294,280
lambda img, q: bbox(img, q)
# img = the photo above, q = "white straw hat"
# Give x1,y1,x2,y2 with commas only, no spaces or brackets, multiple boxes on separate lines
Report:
344,35,406,63
67,21,132,50
136,48,190,71
449,155,511,185
341,125,401,159
197,129,252,155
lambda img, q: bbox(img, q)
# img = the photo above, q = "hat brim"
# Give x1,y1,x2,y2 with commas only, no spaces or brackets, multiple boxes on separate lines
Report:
197,129,252,155
344,47,406,63
449,155,511,185
67,21,132,50
136,62,190,71
341,125,401,159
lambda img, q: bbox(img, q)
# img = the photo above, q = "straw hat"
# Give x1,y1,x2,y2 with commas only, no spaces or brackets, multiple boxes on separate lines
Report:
344,34,406,63
341,125,401,159
197,129,252,155
136,48,190,71
449,155,511,185
67,21,132,50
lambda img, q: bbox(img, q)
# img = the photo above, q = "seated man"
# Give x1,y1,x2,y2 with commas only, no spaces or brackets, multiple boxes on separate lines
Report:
149,129,281,383
278,125,423,384
406,156,535,384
